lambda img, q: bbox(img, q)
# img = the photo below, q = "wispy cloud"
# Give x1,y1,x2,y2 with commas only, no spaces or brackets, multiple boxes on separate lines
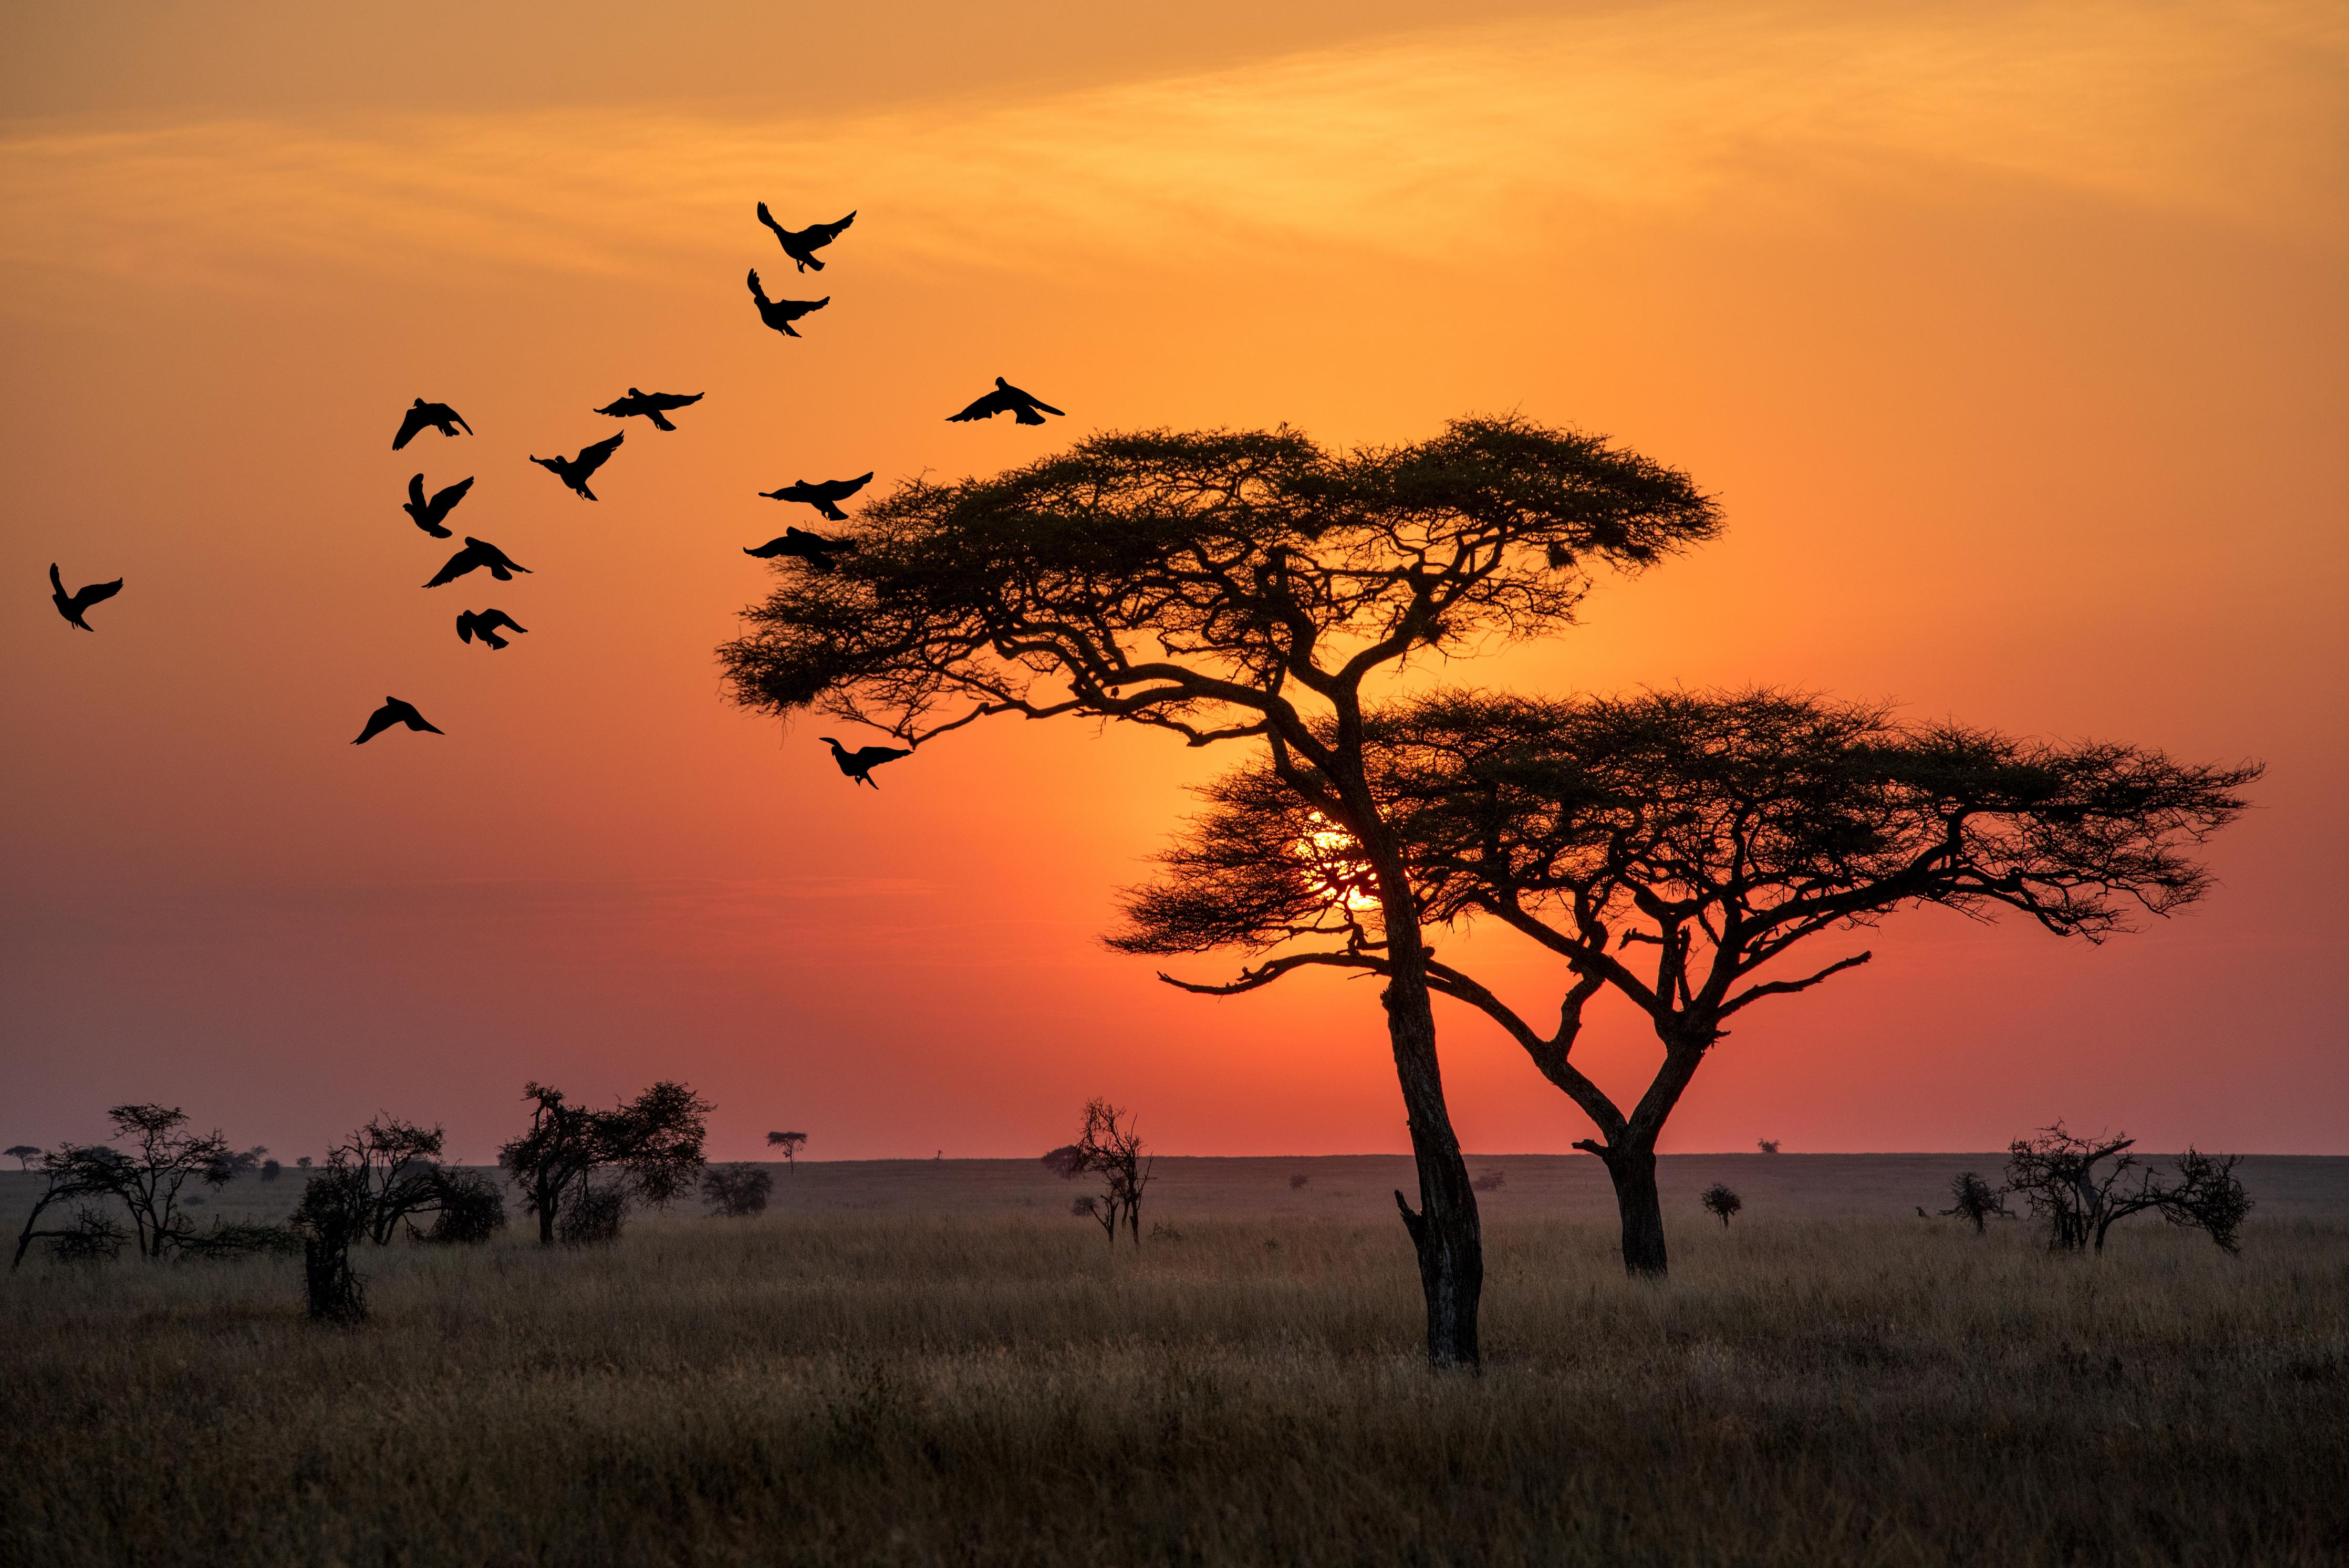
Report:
2,2,2340,292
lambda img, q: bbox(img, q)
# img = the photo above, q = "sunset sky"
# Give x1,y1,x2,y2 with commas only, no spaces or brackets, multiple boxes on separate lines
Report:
4,2,2343,1164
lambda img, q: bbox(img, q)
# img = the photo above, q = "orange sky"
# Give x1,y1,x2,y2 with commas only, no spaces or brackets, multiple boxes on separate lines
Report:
4,3,2344,1162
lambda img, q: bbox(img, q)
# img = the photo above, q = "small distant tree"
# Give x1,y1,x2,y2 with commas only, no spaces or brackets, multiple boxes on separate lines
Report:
1289,1173,1311,1190
703,1165,774,1218
765,1130,808,1171
498,1081,712,1245
6,1145,38,1171
1471,1169,1506,1192
422,1170,506,1244
1700,1182,1742,1228
10,1106,235,1268
209,1145,268,1182
1756,1140,1780,1155
1045,1100,1156,1247
2004,1123,2253,1255
296,1156,313,1170
291,1164,371,1323
1940,1171,2012,1234
260,1158,284,1183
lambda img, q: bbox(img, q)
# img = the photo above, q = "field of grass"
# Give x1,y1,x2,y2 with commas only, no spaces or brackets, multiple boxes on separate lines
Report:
3,1158,2345,1567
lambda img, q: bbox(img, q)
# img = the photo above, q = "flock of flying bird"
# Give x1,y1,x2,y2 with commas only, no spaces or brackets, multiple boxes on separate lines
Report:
51,204,1066,789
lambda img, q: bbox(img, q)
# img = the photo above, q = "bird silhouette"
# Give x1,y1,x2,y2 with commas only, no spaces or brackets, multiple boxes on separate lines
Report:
755,203,856,272
392,399,472,450
352,696,443,745
822,736,912,788
456,608,529,650
594,388,703,432
425,537,531,588
759,472,874,522
402,473,474,538
744,528,857,572
529,432,625,500
49,564,124,631
746,270,829,339
947,377,1064,427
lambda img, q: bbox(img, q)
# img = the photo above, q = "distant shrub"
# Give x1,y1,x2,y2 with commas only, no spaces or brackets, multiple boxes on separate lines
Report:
176,1222,303,1261
1700,1183,1743,1228
703,1164,774,1219
1149,1221,1184,1242
1756,1139,1781,1155
425,1170,508,1244
1471,1169,1506,1192
259,1159,284,1183
558,1183,626,1246
1939,1171,2012,1234
1288,1174,1311,1190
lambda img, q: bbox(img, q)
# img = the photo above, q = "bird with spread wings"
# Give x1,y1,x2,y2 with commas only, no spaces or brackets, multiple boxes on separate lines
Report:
49,564,123,631
755,204,855,272
402,473,474,538
529,432,625,500
392,399,472,450
594,388,703,432
946,377,1064,427
758,472,874,522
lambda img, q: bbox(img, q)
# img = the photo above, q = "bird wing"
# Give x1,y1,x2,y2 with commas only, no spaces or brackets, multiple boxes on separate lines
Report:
574,432,624,475
783,528,833,548
75,579,124,610
429,476,474,515
813,212,855,244
744,537,789,558
407,472,428,510
481,609,527,633
456,612,477,644
820,472,875,501
393,405,429,449
649,392,703,411
593,396,635,418
354,704,397,744
947,389,1010,421
449,409,473,435
391,700,444,735
424,544,480,587
1001,382,1063,417
49,562,65,595
755,201,786,240
746,268,767,303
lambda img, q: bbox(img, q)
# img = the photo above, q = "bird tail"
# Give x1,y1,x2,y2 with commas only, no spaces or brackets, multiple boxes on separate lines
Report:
649,410,676,432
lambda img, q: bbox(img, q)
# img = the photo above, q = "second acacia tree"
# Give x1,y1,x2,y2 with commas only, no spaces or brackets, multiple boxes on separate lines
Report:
720,417,1718,1367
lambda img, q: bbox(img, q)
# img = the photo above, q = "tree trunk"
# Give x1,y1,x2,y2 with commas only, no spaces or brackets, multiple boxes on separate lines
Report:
1601,1141,1670,1278
1381,963,1483,1370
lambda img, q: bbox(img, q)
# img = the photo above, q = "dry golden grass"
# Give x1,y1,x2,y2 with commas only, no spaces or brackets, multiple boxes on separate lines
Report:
4,1167,2346,1568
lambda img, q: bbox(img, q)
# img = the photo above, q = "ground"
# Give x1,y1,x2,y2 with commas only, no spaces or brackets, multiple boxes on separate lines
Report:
4,1156,2345,1567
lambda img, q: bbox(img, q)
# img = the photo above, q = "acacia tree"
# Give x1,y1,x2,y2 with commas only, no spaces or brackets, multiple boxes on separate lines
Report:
498,1081,712,1245
720,418,1718,1367
1700,1182,1742,1228
1045,1099,1156,1247
766,1130,808,1171
2004,1124,2252,1254
6,1145,38,1171
1941,1171,2011,1233
10,1105,235,1266
1115,688,2259,1277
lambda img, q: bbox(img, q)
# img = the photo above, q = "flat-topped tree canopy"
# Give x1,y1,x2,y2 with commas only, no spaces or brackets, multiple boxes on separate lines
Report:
719,416,1720,755
719,414,1721,1370
1116,688,2263,988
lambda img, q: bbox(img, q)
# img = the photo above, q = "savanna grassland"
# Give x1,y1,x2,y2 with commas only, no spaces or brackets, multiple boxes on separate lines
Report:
4,1156,2346,1568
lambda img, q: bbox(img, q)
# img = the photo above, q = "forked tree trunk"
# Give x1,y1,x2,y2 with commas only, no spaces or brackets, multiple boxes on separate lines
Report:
1600,1141,1670,1278
1382,964,1483,1370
